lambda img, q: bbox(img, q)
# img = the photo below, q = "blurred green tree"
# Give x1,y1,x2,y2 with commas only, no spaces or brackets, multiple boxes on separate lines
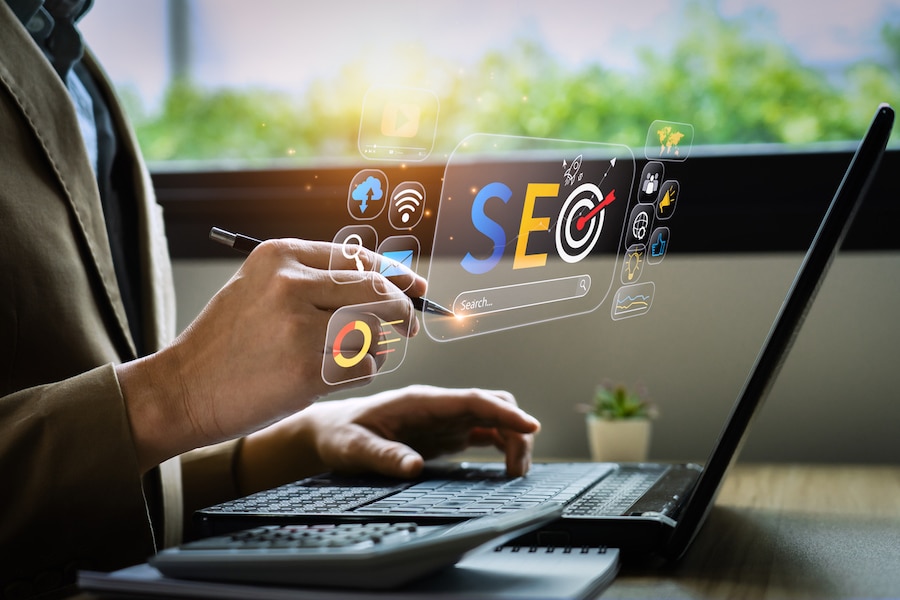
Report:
127,5,898,164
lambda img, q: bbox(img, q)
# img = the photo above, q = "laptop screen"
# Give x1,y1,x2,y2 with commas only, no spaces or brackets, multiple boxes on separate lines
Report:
663,104,894,559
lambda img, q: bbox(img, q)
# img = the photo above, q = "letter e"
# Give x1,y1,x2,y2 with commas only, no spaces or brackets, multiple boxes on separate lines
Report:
513,183,558,270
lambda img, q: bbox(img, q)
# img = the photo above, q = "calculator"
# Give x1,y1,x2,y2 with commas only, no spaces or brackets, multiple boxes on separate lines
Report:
150,503,562,589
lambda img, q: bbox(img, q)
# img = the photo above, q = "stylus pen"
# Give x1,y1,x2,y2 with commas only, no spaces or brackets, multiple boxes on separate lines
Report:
209,227,455,317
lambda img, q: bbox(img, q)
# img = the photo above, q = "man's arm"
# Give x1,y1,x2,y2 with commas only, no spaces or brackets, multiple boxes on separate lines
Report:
116,239,426,474
0,365,156,586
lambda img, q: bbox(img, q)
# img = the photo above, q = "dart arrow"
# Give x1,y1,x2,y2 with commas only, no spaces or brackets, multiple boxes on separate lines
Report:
576,189,617,231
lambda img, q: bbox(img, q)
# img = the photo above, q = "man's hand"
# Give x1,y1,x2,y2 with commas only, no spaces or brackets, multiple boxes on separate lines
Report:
118,239,425,474
235,385,540,495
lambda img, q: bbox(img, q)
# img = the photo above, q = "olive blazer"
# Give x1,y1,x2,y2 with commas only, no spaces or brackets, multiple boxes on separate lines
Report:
0,3,236,594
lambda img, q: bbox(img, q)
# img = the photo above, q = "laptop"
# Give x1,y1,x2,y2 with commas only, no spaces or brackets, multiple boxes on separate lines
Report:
195,104,893,561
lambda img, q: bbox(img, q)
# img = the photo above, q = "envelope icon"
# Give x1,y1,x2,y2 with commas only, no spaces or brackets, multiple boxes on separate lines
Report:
380,249,414,277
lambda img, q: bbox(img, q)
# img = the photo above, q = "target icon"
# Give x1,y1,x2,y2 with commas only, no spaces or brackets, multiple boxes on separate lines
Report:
555,182,616,264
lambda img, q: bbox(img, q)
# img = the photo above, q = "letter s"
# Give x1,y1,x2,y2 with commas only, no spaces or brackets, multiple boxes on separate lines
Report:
460,182,511,275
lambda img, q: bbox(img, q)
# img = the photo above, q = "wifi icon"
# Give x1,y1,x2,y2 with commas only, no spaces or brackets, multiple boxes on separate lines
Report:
389,181,426,229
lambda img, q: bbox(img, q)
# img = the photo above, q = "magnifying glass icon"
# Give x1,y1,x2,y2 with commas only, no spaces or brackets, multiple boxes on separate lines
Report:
341,233,366,272
579,278,587,293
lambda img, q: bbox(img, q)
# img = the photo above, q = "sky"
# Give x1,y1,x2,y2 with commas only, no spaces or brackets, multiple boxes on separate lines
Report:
81,0,900,112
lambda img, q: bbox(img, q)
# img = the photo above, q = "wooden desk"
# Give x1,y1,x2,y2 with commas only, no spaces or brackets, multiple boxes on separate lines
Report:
607,464,900,599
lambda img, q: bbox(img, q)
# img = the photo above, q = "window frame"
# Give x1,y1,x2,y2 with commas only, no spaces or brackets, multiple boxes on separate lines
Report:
155,147,899,259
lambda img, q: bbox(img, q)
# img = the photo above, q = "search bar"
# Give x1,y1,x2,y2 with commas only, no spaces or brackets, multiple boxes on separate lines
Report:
452,274,591,317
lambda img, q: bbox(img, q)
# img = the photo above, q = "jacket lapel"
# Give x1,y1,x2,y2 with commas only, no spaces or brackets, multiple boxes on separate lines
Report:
0,17,136,358
83,50,177,353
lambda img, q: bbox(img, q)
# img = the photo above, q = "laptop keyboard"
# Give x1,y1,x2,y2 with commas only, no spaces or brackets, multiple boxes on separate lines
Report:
354,463,613,516
564,466,668,516
202,462,668,519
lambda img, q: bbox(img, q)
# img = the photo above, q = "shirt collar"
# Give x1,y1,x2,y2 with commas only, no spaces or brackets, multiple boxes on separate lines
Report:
5,0,93,78
5,0,45,32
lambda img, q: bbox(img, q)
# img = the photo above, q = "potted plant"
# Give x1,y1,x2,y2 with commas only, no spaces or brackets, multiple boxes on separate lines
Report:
578,381,657,462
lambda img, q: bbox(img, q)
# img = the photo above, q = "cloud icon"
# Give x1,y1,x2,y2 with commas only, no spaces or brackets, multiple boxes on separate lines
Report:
352,176,384,202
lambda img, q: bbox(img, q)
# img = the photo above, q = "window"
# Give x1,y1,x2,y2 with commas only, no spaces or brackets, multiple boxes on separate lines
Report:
82,0,900,168
79,1,899,262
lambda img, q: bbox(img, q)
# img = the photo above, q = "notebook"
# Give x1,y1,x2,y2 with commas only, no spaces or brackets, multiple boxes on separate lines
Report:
79,544,619,600
195,104,894,561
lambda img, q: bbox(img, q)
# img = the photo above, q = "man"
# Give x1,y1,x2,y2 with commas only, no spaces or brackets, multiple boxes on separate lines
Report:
0,1,539,596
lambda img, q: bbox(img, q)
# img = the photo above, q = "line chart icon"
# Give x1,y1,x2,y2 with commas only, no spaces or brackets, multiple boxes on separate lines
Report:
611,282,655,320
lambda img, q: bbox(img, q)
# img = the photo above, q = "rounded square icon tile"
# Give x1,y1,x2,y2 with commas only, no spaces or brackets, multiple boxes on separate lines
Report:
655,180,679,220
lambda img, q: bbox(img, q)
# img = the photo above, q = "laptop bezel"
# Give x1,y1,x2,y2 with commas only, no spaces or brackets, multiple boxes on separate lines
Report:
661,103,894,560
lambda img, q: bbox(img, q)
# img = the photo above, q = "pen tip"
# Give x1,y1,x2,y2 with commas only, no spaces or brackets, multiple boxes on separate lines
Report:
432,302,456,317
414,297,455,317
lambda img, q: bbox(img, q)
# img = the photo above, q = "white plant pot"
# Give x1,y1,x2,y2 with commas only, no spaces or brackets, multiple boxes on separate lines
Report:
586,415,651,462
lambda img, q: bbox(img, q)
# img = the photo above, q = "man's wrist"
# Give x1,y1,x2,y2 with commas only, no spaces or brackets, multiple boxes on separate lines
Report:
236,412,326,495
116,351,191,474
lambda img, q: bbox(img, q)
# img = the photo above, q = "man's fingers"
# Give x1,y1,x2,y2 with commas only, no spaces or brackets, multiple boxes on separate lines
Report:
437,390,540,434
256,238,427,301
464,426,534,478
246,244,420,339
495,428,533,478
336,426,425,478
